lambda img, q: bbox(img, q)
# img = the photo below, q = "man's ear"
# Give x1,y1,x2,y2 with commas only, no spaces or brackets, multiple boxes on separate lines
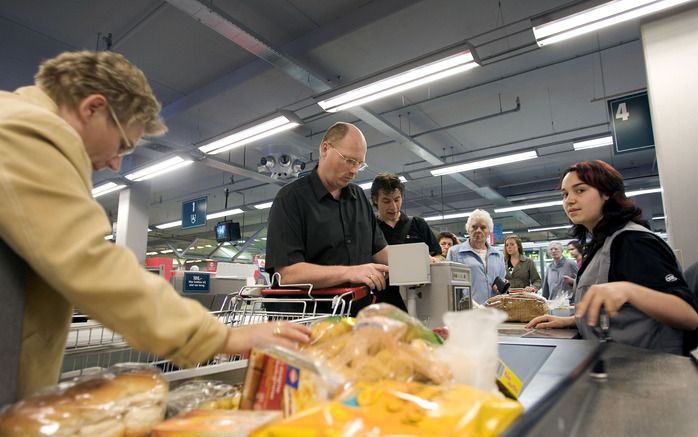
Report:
76,94,108,123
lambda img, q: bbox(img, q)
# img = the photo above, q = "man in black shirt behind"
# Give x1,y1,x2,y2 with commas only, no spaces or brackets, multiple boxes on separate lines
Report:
265,122,389,307
370,173,440,310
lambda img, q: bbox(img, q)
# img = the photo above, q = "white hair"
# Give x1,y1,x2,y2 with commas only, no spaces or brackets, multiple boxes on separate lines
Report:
465,209,494,232
548,241,563,251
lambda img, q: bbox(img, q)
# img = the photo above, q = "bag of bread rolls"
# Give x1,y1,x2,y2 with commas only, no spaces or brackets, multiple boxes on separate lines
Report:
0,364,168,437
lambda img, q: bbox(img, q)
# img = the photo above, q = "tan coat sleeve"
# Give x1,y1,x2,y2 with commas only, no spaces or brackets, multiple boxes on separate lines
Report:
0,97,228,368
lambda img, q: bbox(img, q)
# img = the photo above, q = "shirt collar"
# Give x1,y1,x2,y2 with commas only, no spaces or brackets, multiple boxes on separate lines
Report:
309,165,357,201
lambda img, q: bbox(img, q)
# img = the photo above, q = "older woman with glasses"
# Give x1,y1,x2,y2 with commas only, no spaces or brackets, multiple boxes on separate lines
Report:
504,235,541,293
447,209,505,304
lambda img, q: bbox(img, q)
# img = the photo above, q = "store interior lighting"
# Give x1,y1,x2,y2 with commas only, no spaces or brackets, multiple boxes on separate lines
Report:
573,135,614,150
495,200,563,213
316,50,479,113
92,181,126,198
198,112,301,155
253,202,274,210
423,211,472,222
532,0,694,47
430,151,538,177
528,224,573,232
206,208,244,220
124,156,193,182
627,187,662,196
357,176,408,190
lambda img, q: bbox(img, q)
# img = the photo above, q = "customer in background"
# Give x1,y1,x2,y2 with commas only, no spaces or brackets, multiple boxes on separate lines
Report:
568,240,583,269
370,172,440,310
0,51,309,404
435,231,459,261
266,122,389,292
526,161,698,354
541,241,578,300
447,209,505,304
504,235,541,293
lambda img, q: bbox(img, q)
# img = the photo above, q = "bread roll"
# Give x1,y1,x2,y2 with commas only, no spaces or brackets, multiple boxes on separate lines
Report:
485,293,549,322
0,370,167,437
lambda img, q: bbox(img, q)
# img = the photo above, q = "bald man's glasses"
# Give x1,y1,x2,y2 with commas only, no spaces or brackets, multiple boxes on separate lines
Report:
328,143,367,171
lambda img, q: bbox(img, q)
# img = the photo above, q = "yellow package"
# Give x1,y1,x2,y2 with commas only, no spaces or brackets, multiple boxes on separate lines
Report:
252,380,522,437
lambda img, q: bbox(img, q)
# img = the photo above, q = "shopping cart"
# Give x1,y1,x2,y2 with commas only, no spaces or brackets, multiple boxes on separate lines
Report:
61,278,370,383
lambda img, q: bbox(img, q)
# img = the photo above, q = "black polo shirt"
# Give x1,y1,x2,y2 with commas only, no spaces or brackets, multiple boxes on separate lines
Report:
266,167,387,276
377,212,440,255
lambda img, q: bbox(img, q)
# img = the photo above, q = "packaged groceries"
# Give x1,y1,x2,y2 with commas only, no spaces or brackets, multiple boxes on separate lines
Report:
0,364,167,437
152,409,281,437
251,380,523,437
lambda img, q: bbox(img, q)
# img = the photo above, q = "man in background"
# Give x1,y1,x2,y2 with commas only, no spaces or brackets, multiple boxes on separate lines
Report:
370,172,440,309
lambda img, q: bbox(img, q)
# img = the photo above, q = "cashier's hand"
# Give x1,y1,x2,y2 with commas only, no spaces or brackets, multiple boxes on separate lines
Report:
575,282,632,327
347,263,389,291
525,315,576,329
222,322,311,354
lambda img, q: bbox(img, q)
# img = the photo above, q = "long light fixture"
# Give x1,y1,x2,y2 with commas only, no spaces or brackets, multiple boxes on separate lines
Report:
533,0,694,47
573,135,614,150
423,211,472,222
198,112,301,155
92,182,126,198
357,176,408,190
125,156,193,182
154,208,244,230
627,187,662,196
528,225,573,232
253,202,274,210
316,49,479,113
431,151,538,177
495,200,563,213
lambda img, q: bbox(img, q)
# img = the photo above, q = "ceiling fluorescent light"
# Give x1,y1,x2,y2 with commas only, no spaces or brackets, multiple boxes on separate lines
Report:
495,200,563,213
533,0,694,47
502,231,514,234
627,187,662,196
423,211,472,222
528,225,573,232
573,135,614,150
207,208,244,220
431,151,538,177
652,216,665,220
92,182,126,198
199,112,301,155
358,176,407,190
155,220,181,230
316,49,479,113
125,156,193,182
253,202,274,210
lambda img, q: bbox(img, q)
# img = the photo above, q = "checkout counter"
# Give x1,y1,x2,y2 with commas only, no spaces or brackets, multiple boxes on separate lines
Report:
387,243,698,435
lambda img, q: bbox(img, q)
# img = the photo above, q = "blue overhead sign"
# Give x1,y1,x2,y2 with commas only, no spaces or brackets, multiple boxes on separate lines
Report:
183,272,210,293
181,196,207,229
608,92,655,154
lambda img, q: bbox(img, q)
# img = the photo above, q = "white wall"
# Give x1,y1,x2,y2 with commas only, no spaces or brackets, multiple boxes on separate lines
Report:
641,5,698,268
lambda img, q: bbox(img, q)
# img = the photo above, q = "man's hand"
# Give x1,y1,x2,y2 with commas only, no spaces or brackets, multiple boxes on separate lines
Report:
346,263,390,290
562,275,575,285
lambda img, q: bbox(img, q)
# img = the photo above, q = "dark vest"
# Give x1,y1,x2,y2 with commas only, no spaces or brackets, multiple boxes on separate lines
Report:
574,222,684,353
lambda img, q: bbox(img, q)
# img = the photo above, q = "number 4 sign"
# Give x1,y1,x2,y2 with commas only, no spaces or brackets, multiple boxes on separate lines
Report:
608,92,655,154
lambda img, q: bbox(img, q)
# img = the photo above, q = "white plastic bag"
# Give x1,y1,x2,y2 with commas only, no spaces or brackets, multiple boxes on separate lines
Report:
435,308,506,392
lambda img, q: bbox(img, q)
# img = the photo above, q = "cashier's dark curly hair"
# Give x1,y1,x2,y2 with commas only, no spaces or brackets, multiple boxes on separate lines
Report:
561,160,648,255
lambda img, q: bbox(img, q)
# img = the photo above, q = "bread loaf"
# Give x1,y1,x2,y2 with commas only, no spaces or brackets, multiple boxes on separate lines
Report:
485,293,549,322
0,369,167,437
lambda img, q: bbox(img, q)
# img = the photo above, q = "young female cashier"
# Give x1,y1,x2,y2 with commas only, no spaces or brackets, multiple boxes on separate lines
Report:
526,161,698,354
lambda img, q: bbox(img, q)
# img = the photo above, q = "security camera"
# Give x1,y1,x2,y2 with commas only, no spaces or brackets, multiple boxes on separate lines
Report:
279,154,292,167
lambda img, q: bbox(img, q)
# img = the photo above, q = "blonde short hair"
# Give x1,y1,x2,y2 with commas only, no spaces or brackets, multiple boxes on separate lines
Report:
35,50,166,136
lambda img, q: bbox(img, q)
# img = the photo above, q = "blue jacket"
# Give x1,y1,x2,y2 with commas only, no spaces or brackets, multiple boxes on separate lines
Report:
447,241,505,304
